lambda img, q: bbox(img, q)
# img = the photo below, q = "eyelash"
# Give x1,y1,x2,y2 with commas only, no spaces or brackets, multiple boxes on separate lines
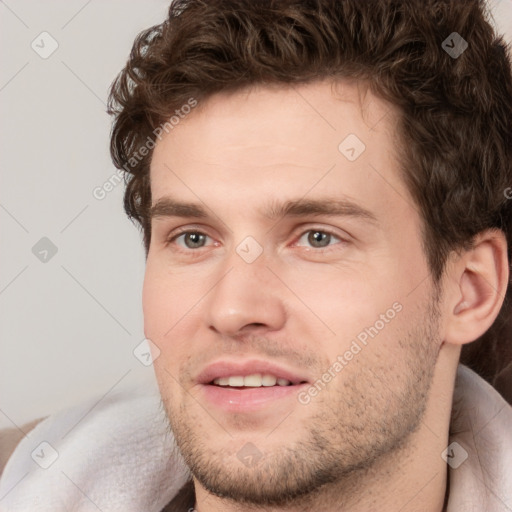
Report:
165,227,346,254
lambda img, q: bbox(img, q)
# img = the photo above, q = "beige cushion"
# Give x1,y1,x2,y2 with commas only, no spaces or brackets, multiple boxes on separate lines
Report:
0,418,46,477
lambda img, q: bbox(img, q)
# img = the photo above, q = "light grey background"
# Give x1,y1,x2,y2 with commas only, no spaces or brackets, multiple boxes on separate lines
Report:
1,0,511,430
0,0,170,430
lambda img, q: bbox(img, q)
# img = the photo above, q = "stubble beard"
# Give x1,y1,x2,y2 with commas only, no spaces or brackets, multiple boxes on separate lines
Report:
161,294,442,508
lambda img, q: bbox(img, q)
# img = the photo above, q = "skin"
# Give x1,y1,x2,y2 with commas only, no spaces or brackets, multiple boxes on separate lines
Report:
143,79,508,511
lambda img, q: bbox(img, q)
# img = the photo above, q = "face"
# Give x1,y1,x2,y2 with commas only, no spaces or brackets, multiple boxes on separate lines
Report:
143,80,442,506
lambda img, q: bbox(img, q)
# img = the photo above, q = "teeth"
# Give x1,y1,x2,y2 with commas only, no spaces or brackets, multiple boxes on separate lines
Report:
243,374,263,387
261,374,277,386
228,376,245,387
212,374,292,387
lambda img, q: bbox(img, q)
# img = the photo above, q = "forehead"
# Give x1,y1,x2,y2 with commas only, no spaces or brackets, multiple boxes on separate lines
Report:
149,79,415,229
152,79,392,162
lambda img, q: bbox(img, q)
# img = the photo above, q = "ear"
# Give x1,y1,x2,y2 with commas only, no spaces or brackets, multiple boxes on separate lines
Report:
443,229,509,346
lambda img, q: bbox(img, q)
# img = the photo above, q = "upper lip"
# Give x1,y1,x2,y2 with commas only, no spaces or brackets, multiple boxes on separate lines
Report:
196,359,311,385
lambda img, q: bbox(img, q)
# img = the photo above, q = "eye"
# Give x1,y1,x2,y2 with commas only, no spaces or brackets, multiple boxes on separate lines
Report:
295,229,343,249
171,230,212,249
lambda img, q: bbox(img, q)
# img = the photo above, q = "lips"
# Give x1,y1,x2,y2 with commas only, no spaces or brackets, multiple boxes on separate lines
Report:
196,359,310,387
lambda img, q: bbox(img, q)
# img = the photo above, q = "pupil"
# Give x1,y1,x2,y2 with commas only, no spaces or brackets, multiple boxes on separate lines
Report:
309,231,330,247
186,233,205,248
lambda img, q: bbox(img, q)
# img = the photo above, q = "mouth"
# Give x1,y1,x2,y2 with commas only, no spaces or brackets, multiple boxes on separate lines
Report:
197,359,310,387
201,380,309,412
209,373,308,389
197,360,311,412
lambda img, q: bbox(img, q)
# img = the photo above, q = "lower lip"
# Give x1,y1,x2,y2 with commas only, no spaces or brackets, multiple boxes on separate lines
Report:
200,383,308,412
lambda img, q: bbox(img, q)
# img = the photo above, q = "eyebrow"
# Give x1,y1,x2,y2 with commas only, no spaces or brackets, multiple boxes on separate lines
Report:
149,197,379,225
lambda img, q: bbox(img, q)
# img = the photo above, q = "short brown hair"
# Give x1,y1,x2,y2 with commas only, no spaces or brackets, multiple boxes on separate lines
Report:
108,0,512,386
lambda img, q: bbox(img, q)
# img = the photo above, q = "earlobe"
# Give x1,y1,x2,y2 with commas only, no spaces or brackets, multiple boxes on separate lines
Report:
444,230,509,346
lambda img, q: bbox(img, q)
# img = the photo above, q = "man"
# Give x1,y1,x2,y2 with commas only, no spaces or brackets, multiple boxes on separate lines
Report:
1,0,511,511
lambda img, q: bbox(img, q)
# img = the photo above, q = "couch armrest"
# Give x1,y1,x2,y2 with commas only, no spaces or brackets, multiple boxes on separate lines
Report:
0,417,47,477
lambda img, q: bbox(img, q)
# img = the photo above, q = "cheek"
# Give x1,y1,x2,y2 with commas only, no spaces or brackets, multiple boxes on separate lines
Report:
142,261,183,339
142,271,184,395
283,266,385,330
142,261,204,365
142,266,164,336
282,262,413,362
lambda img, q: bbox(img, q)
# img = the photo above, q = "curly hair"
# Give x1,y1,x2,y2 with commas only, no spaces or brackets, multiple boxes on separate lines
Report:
108,0,512,390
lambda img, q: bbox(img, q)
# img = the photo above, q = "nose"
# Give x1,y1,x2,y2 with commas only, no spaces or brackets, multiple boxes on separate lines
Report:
203,251,287,337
